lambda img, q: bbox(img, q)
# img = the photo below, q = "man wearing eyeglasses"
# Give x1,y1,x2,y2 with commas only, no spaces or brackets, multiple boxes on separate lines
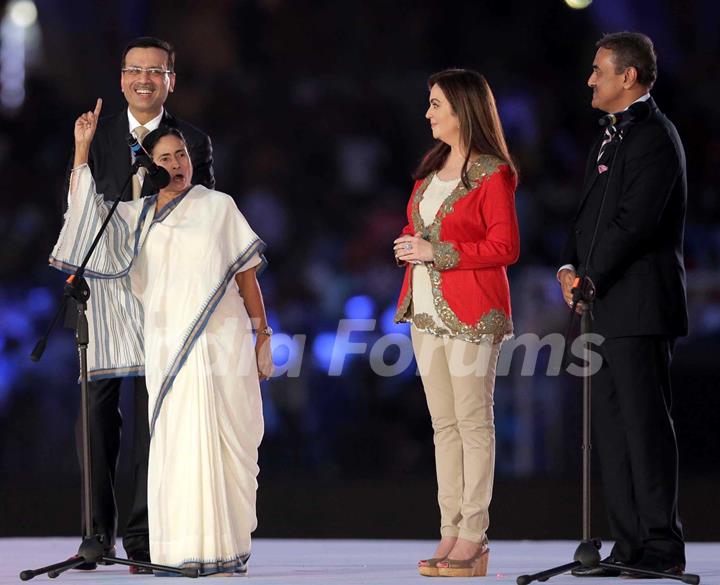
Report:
87,36,214,201
68,36,214,572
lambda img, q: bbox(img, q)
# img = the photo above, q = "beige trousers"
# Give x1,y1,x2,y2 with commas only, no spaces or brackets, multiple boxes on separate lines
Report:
411,325,501,544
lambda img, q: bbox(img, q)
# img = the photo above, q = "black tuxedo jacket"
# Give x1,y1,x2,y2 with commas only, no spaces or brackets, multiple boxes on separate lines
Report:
563,98,688,338
80,108,214,201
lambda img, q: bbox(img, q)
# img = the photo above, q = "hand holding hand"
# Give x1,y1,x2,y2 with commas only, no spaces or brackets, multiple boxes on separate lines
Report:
255,335,274,381
393,232,433,264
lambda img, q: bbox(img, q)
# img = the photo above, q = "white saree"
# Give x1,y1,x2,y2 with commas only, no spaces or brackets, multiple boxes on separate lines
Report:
51,165,265,574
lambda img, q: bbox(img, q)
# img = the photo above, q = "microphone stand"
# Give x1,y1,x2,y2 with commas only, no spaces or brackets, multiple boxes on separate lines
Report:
21,163,197,580
517,123,700,585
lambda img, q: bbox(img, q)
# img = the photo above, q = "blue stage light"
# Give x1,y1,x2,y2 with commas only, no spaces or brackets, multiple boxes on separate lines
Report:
379,304,409,335
270,333,300,368
271,337,290,366
26,287,53,316
344,295,375,320
312,332,337,370
265,309,280,331
1,307,31,338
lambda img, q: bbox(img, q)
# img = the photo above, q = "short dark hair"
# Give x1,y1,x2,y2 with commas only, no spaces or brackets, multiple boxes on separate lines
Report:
596,31,657,89
121,37,176,72
143,127,186,157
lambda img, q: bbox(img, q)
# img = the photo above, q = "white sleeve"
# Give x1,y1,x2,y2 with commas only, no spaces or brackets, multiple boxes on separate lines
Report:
556,264,576,281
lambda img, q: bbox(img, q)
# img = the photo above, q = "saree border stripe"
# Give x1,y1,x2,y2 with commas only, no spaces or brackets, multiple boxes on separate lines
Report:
149,238,268,438
89,365,145,380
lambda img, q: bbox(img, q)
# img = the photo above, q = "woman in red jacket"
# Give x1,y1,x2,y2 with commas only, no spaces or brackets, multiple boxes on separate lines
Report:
394,69,519,578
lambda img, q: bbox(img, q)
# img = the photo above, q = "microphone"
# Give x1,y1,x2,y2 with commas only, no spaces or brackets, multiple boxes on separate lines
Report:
598,100,651,128
126,133,171,191
145,164,171,191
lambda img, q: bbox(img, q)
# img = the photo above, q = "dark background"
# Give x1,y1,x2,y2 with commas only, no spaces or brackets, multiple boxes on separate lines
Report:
1,0,719,541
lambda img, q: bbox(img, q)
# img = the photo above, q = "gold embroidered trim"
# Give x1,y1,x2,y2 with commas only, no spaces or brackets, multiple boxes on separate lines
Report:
412,319,510,345
432,241,459,270
428,262,512,343
394,173,435,324
412,312,450,336
414,155,505,244
395,155,509,340
410,173,434,241
394,283,413,323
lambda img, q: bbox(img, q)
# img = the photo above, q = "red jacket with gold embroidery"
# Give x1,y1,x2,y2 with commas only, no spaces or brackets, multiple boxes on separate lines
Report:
394,156,519,342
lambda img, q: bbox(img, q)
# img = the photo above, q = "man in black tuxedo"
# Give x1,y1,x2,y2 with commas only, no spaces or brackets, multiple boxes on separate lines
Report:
68,36,214,571
558,32,687,577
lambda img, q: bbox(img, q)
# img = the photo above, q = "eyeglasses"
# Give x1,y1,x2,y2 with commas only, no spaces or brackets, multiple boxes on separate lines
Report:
121,66,172,78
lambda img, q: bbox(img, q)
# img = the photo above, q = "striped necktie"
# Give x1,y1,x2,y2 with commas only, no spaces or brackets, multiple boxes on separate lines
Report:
596,125,617,162
131,125,149,200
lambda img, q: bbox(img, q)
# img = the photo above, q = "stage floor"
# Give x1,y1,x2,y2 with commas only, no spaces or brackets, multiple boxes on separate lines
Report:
1,539,717,584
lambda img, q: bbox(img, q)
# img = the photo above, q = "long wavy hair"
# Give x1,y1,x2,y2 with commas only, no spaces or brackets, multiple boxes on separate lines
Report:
414,69,517,188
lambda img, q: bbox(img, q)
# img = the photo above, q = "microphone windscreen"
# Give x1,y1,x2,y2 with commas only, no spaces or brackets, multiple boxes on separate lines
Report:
598,113,616,127
146,165,171,190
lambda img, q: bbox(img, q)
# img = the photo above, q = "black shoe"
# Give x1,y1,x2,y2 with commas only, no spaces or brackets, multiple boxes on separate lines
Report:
128,550,154,575
620,551,685,579
621,562,685,579
571,555,628,577
73,546,117,571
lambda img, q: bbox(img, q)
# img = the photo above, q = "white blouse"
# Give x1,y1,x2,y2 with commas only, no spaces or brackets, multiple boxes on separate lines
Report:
411,174,459,337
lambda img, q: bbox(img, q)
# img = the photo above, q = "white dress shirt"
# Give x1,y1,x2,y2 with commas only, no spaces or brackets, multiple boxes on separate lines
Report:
128,108,164,136
127,109,163,191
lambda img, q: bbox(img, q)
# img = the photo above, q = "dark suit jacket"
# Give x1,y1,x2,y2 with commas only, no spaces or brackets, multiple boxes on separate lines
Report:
62,108,214,327
563,98,688,338
68,108,214,201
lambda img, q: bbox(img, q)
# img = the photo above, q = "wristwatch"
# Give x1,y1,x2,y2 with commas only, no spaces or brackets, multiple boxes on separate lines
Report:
257,326,273,336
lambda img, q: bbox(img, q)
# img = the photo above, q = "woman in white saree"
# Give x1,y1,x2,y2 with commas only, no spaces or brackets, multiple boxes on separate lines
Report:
51,99,272,576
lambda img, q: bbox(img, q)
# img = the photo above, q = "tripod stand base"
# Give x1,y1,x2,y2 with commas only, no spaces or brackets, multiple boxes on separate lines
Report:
19,535,199,580
517,540,700,585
